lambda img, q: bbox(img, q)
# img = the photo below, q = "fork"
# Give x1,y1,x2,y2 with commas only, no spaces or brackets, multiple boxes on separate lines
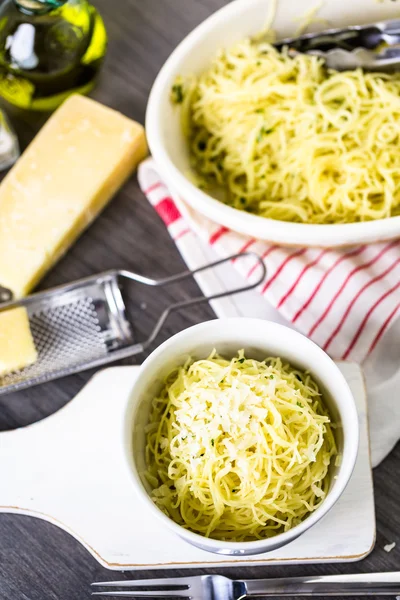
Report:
92,572,400,597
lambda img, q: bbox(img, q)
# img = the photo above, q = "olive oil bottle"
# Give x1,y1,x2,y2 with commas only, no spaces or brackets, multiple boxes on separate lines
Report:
0,0,107,111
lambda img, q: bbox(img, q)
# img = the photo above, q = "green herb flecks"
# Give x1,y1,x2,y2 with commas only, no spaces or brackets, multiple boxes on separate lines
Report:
171,82,184,104
257,126,274,142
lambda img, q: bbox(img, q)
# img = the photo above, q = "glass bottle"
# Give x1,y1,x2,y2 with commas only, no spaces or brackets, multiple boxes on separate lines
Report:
0,0,107,111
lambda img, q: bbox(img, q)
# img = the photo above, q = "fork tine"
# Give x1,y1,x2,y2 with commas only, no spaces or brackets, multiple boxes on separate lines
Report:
92,592,191,598
92,579,191,588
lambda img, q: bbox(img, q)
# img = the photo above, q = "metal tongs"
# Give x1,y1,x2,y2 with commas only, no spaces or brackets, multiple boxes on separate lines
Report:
0,253,266,396
274,19,400,71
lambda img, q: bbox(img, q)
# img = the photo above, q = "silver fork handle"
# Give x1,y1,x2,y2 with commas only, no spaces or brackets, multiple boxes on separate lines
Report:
243,572,400,596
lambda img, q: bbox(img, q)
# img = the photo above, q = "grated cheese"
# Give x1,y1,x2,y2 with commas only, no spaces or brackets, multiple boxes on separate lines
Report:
384,542,396,552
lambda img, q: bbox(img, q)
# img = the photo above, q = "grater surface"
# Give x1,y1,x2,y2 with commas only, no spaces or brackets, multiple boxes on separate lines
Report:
2,298,107,388
0,276,135,395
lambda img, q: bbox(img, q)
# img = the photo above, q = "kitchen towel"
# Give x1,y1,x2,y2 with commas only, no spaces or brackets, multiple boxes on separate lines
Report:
138,157,400,466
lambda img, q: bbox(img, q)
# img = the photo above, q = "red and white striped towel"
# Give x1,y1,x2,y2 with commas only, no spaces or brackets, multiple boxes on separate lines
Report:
138,158,400,365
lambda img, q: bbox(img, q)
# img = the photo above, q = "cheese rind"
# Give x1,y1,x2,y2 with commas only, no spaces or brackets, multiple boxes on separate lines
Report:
0,308,37,376
0,94,148,298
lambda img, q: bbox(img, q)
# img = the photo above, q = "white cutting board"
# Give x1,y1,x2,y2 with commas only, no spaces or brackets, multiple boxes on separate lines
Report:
0,362,374,570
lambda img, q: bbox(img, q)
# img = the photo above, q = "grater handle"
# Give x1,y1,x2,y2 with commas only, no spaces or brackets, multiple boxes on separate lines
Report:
132,252,267,350
54,252,267,364
119,251,266,288
0,252,266,314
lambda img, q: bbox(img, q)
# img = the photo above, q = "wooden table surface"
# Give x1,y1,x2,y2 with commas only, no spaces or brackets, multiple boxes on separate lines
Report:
0,0,399,598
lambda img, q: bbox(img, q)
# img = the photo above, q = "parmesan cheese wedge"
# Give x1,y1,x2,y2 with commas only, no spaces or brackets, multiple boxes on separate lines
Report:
0,308,37,376
0,94,148,298
0,94,147,376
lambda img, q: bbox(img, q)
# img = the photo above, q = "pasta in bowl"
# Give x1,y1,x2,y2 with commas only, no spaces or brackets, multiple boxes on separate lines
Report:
175,41,400,225
145,351,337,542
146,0,400,246
125,318,359,555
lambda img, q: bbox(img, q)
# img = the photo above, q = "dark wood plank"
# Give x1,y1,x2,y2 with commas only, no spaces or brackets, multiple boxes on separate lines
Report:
0,0,398,598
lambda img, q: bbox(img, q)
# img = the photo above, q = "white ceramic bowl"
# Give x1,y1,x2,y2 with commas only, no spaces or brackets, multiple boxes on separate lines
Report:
125,318,359,555
146,0,400,247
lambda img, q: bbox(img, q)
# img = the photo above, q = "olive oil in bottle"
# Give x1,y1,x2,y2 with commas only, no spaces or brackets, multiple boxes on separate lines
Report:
0,0,107,111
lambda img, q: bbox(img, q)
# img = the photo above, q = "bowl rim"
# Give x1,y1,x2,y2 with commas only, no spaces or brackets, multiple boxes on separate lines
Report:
124,318,359,554
145,0,400,247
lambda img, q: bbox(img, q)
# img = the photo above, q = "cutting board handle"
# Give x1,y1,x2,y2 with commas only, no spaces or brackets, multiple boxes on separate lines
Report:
0,366,141,565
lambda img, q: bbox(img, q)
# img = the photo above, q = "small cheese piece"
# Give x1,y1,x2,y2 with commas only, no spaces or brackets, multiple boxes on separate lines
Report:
0,308,37,376
0,94,148,298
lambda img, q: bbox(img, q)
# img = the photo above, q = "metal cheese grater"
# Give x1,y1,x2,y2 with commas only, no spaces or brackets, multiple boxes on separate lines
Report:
0,253,266,396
